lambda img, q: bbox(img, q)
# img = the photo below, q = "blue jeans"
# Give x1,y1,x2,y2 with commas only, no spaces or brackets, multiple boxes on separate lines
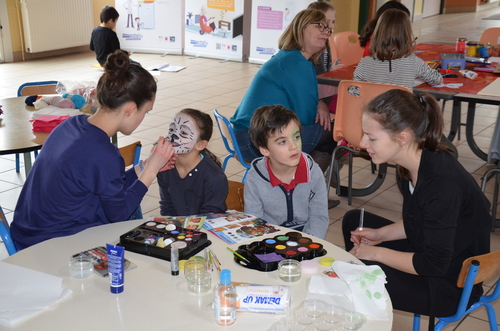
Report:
235,122,323,163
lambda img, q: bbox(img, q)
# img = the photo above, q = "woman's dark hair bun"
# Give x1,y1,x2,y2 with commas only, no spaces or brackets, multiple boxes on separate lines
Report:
104,50,130,78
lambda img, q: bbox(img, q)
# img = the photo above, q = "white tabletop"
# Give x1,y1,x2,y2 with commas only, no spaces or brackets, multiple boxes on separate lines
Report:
2,220,393,331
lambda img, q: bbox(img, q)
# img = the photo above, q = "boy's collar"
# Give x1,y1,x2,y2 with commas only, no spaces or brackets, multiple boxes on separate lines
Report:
266,153,309,191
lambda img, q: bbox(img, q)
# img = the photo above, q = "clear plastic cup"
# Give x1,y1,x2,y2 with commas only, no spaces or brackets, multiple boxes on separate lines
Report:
323,305,345,324
341,311,365,330
278,259,301,282
186,270,211,295
184,259,207,279
69,256,94,279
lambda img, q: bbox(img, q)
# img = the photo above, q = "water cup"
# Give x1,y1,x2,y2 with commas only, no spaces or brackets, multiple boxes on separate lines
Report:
323,305,345,324
278,259,301,282
184,259,207,279
341,311,365,330
69,256,94,279
186,270,211,295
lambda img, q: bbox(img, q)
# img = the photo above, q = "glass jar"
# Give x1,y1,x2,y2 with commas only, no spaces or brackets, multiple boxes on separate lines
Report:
466,41,478,57
456,37,468,53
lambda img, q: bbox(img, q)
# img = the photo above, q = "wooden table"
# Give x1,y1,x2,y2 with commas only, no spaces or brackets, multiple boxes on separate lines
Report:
317,43,500,161
0,97,49,176
1,220,393,331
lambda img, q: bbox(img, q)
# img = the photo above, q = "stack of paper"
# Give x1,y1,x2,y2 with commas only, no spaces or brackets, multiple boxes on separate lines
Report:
146,63,186,73
478,78,500,97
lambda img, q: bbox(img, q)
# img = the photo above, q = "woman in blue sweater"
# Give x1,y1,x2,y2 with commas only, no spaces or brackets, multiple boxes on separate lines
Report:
11,50,175,249
230,9,336,164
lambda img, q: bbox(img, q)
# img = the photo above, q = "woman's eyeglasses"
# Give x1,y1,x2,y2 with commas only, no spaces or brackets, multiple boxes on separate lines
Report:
311,23,332,36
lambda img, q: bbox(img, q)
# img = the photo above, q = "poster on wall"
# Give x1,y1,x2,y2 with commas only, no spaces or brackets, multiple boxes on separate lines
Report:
115,0,183,54
184,0,245,62
249,0,314,64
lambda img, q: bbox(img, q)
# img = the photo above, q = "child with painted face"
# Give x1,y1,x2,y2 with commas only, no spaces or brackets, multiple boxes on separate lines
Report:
244,105,329,239
157,108,228,216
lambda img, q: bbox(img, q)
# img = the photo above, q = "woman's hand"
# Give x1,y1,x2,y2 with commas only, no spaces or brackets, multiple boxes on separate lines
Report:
329,58,345,71
147,137,175,172
315,100,331,131
159,154,178,172
350,227,383,246
349,242,380,261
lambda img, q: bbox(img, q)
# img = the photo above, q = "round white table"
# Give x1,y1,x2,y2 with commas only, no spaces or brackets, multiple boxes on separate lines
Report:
2,220,393,330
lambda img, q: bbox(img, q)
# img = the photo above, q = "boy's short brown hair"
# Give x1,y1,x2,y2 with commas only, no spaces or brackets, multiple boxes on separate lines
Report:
100,5,119,24
250,105,302,149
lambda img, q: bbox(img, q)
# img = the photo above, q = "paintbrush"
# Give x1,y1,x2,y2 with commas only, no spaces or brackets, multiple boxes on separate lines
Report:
226,247,251,265
358,207,365,244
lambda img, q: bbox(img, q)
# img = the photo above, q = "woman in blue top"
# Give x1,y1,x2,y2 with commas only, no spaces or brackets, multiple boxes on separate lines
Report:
230,9,336,163
11,50,175,249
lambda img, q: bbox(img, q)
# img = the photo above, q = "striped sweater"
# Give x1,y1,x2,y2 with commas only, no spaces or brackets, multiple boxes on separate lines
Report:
353,53,442,90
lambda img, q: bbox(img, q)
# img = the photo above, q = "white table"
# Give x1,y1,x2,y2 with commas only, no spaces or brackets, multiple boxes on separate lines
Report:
2,220,393,330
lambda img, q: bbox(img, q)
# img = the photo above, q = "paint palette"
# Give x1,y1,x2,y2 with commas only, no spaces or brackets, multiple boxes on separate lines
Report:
234,232,327,272
119,221,211,261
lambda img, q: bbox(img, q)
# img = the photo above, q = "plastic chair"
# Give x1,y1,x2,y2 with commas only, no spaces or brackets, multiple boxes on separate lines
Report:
329,31,364,66
325,80,412,205
16,81,58,174
225,180,245,212
0,206,17,256
118,141,142,167
213,109,251,183
413,248,500,331
479,27,500,46
118,141,143,219
481,167,500,232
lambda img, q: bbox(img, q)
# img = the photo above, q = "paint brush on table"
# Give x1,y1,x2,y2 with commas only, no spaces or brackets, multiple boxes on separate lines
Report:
358,207,365,244
226,247,251,265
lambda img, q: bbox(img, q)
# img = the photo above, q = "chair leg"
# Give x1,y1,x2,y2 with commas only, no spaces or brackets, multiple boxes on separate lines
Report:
15,154,20,173
484,303,499,331
413,314,421,331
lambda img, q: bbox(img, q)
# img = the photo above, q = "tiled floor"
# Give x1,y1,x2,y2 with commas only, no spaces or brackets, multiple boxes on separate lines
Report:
1,6,500,330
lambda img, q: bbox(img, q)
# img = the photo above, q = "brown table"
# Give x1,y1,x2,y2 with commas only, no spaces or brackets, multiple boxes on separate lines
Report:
317,43,500,161
0,97,49,176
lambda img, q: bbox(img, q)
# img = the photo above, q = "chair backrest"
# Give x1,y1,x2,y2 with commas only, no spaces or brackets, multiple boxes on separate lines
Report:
479,27,500,46
17,81,59,97
213,109,251,182
0,206,16,256
457,249,500,287
225,180,245,211
119,141,142,167
334,80,412,148
329,31,364,66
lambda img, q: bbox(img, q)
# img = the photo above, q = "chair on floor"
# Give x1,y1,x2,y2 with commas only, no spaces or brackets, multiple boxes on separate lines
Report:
213,109,251,183
413,248,500,331
16,81,59,174
225,180,245,212
118,141,142,167
0,206,17,256
481,167,500,232
118,141,143,219
328,31,364,66
479,27,500,46
325,80,412,205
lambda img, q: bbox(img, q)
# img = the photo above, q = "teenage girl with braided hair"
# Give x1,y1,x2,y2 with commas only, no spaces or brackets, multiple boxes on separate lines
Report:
342,90,491,324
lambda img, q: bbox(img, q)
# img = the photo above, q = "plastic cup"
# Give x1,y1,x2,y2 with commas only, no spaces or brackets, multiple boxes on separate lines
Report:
69,256,94,279
186,270,211,295
303,299,327,318
341,311,365,330
323,305,345,324
278,259,301,282
184,259,207,279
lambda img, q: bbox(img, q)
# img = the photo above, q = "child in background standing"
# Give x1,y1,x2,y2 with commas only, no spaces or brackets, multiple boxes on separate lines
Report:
354,9,442,90
157,109,228,216
244,105,329,239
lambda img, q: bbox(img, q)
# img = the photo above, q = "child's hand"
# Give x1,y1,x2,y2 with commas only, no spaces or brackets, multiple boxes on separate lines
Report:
330,58,345,71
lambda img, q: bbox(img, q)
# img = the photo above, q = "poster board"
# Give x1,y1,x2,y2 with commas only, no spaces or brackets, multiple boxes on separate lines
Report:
248,0,314,64
184,0,246,62
115,0,183,54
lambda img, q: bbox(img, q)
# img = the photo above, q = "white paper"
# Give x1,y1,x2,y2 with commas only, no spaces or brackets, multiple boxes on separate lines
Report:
0,262,72,326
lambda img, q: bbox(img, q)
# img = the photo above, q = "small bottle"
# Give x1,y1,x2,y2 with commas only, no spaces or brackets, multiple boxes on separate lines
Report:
456,37,467,53
214,269,237,326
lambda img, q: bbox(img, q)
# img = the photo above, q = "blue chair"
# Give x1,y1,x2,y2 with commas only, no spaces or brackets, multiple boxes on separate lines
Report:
0,206,17,256
413,249,500,331
119,141,143,219
16,81,59,174
213,109,251,183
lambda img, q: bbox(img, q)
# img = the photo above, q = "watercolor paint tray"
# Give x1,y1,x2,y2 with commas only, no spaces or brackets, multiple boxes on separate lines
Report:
119,221,211,261
234,232,327,272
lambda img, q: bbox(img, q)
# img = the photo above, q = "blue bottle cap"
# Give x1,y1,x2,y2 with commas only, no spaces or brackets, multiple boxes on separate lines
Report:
220,269,231,285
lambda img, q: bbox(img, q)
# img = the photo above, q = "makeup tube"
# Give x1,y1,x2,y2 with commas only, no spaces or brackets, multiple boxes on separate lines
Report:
106,244,124,294
171,244,179,276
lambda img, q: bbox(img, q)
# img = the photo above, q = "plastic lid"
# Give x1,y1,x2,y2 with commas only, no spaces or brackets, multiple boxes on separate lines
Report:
220,269,231,285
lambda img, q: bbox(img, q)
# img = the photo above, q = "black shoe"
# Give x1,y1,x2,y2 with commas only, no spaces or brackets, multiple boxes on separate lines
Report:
328,199,340,209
